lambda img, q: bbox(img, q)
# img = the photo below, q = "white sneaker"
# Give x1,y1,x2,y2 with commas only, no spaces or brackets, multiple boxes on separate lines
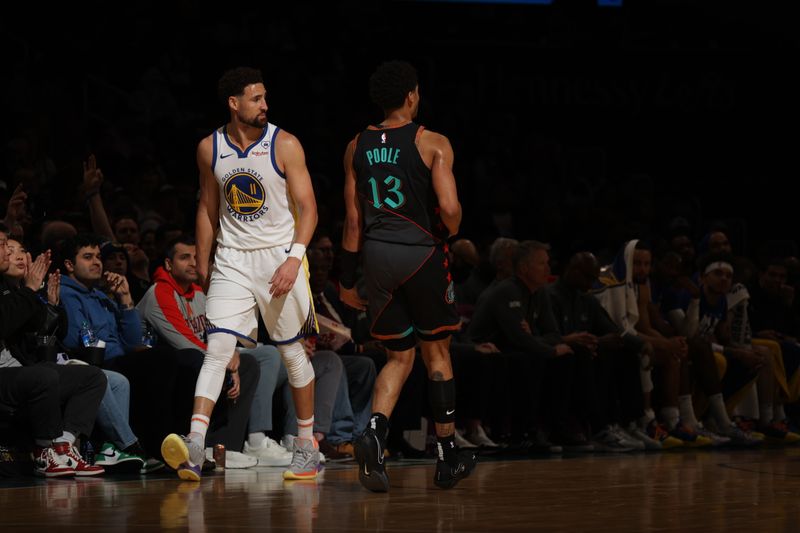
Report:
225,451,259,469
625,423,662,451
609,424,645,451
454,429,478,449
693,424,731,446
243,437,293,467
281,435,326,464
465,425,499,448
203,448,258,469
591,426,635,453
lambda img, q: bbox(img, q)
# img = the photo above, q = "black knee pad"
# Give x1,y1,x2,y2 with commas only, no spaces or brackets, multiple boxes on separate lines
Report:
428,378,456,424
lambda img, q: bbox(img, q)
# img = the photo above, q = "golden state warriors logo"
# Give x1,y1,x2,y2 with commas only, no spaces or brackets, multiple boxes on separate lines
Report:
223,171,268,221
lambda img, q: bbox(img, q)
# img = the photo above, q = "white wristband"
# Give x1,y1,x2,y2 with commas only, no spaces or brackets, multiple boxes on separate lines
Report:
288,243,306,260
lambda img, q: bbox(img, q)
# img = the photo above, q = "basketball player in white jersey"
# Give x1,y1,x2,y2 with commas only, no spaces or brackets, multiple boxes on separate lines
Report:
162,67,320,481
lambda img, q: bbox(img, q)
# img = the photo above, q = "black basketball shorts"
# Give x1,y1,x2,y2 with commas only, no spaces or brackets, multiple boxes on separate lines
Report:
362,240,460,351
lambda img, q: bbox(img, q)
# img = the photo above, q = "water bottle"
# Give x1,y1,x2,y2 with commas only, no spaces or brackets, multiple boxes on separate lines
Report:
79,321,97,347
141,321,156,348
80,440,95,465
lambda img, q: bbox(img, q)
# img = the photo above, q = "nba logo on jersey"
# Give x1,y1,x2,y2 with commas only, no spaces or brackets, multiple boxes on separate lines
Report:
223,171,269,221
381,132,387,144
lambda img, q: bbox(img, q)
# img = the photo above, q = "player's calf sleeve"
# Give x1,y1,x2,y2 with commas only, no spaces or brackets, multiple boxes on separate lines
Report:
279,341,315,388
428,378,456,424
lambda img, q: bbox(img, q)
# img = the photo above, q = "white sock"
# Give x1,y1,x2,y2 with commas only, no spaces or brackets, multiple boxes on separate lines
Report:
775,404,787,423
759,403,773,427
640,367,654,394
298,416,314,440
248,432,266,448
190,414,211,442
737,385,759,419
639,408,656,430
678,395,699,429
708,393,733,428
660,406,680,430
53,431,76,445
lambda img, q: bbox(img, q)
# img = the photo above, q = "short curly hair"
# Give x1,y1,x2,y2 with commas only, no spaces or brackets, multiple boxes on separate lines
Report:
369,60,418,112
217,67,264,106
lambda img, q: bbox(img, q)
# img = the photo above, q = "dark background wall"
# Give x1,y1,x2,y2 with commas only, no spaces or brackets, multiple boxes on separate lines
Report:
2,0,797,263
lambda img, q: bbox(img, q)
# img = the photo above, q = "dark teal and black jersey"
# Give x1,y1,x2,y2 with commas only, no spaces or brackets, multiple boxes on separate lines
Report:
352,122,447,246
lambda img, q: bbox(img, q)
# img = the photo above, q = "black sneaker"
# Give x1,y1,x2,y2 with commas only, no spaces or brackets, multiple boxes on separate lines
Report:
433,449,477,489
528,430,563,455
550,428,595,453
354,428,389,492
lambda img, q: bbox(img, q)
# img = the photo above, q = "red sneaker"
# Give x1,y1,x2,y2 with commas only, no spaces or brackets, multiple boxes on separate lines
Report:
54,442,105,477
33,445,75,478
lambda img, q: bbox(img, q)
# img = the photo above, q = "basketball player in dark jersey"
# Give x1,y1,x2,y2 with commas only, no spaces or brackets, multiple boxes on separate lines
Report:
340,61,476,492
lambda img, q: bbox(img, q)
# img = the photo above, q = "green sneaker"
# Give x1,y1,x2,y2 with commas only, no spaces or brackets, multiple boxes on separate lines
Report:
93,442,145,468
140,456,166,474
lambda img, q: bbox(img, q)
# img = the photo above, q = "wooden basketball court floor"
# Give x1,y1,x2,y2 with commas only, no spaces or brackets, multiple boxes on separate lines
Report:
3,448,800,532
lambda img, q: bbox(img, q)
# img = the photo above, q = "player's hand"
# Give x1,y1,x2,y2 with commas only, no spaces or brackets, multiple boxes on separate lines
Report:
196,264,210,293
269,257,301,298
340,285,367,311
225,351,241,400
302,338,316,358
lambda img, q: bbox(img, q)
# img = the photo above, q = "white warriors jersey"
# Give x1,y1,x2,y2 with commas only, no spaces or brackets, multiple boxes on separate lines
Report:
211,122,296,250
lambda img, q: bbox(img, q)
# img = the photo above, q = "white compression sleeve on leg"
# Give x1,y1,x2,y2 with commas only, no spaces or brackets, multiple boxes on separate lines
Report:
194,332,237,402
279,341,315,388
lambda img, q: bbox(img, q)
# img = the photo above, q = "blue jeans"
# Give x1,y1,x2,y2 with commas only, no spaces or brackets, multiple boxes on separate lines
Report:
283,350,343,435
95,370,137,449
328,355,375,444
244,345,285,433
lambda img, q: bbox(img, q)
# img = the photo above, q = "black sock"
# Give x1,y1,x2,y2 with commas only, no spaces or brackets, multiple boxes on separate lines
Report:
436,434,456,463
123,441,147,457
369,413,389,441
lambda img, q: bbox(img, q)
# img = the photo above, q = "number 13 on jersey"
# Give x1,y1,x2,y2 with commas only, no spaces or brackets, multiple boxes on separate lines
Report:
367,175,405,209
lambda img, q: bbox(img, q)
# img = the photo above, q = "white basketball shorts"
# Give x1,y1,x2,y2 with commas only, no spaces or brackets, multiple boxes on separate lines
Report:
205,244,318,345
